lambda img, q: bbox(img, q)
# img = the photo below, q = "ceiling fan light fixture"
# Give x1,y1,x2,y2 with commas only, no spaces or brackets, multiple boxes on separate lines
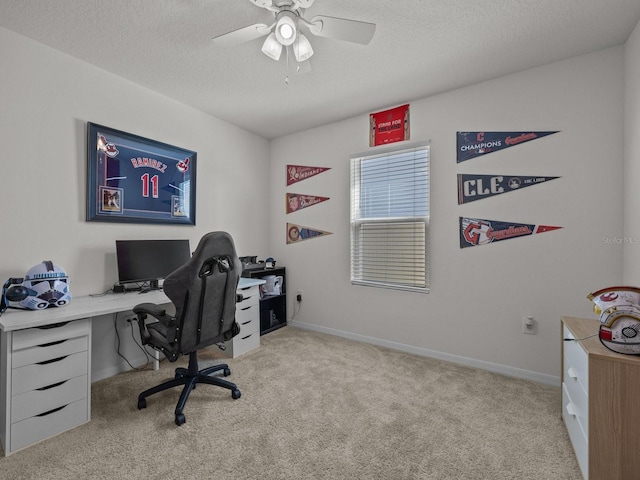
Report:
275,12,297,46
293,33,314,62
261,33,283,60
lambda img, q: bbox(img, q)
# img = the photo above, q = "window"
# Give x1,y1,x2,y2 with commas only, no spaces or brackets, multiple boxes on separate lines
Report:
350,143,430,293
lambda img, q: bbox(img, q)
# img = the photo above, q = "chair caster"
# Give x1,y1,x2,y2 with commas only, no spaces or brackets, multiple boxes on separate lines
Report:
224,367,231,377
175,413,186,426
232,389,241,399
138,398,147,410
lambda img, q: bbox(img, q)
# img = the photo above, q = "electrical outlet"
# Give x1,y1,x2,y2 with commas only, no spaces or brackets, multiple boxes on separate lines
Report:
522,316,536,335
296,290,303,302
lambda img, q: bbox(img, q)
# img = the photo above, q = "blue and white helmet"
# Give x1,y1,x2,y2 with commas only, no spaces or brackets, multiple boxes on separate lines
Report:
18,261,72,310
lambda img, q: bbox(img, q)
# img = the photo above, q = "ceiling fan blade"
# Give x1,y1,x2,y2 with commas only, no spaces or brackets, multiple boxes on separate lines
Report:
308,15,376,45
212,23,271,47
293,0,316,8
249,0,273,7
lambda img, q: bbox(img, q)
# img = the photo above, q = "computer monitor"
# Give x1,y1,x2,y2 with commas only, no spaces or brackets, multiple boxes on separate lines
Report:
115,239,191,290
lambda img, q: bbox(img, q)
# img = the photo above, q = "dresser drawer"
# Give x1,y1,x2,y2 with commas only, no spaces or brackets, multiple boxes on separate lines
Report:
11,374,88,423
562,383,588,479
563,326,589,391
10,398,89,452
12,319,90,350
12,335,88,369
12,351,89,395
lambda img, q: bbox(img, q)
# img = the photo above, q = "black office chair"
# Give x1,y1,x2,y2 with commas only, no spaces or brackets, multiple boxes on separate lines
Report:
133,231,242,425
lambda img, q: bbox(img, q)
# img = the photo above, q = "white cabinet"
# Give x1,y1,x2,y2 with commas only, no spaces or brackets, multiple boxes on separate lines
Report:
561,317,640,480
224,285,260,358
0,319,91,454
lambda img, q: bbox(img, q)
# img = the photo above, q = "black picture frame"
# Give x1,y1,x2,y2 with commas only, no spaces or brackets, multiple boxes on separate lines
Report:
86,123,196,225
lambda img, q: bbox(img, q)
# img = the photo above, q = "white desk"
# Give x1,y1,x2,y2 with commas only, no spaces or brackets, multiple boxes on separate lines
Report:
0,277,263,456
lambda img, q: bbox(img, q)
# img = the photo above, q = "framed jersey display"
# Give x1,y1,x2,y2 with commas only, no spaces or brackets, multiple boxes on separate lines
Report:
86,123,196,225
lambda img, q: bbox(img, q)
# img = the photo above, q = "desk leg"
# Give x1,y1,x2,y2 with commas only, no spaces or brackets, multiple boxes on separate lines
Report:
153,349,160,370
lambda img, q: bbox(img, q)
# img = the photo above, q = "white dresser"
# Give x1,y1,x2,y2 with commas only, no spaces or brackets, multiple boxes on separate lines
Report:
224,284,260,358
1,318,91,455
561,316,640,480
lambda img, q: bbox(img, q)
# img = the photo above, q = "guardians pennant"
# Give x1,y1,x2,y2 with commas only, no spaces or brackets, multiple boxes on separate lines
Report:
459,217,562,248
286,165,331,186
286,193,330,214
456,131,559,163
457,174,560,204
287,223,332,244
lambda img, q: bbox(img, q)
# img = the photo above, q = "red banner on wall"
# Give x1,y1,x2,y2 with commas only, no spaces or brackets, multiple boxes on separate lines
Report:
286,165,331,186
286,193,330,214
369,104,410,147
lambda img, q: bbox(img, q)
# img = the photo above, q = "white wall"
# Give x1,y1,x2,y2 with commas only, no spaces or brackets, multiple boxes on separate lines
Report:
271,47,625,383
0,27,271,293
624,19,640,284
0,27,271,380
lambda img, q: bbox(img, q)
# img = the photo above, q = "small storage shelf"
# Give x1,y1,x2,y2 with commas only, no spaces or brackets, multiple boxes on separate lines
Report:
242,267,286,335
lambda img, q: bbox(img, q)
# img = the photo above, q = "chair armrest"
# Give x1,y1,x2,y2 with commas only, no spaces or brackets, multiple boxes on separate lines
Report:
133,302,173,345
133,302,166,318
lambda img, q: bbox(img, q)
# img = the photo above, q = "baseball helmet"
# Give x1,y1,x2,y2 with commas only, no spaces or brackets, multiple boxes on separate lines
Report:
16,261,72,310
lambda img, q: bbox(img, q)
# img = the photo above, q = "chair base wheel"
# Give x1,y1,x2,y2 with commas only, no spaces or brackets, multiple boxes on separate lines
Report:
175,413,186,426
232,389,241,399
138,398,147,410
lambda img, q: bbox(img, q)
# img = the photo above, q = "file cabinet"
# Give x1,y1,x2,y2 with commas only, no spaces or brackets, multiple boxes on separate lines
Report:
224,285,260,358
1,319,91,454
561,316,640,479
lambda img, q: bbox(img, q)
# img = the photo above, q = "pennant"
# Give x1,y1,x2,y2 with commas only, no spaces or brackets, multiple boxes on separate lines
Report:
286,165,331,186
457,174,560,204
286,193,330,214
459,217,562,248
370,104,410,147
456,131,558,163
287,223,332,244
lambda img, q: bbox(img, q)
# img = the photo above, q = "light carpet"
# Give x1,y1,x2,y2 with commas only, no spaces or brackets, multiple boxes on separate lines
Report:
0,326,582,479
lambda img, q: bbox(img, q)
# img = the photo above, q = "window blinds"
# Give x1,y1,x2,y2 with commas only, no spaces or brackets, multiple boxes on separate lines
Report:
350,144,430,292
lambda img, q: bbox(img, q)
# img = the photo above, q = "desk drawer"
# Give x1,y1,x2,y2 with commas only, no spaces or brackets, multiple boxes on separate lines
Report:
11,374,88,423
237,286,259,308
12,319,90,350
230,331,260,357
237,309,259,336
10,398,89,452
12,351,89,395
12,335,88,369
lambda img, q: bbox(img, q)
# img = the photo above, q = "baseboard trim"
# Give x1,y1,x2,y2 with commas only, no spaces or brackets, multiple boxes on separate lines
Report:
289,321,560,387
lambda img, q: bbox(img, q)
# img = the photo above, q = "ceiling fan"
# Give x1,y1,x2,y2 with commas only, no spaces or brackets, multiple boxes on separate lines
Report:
212,0,376,65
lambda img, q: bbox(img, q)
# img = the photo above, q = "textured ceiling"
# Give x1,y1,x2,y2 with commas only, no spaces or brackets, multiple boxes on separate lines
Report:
1,0,639,139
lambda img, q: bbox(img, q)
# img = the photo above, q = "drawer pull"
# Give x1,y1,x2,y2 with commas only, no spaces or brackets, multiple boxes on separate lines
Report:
37,321,70,330
241,334,252,340
37,380,68,391
36,404,68,417
38,339,67,348
241,306,252,311
37,355,68,365
566,403,577,417
241,320,252,325
567,367,577,379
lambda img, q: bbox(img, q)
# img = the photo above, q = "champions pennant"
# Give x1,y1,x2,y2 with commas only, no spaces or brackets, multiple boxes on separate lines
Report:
287,165,331,186
287,223,332,244
456,131,559,163
457,174,560,204
286,193,330,214
459,217,562,248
